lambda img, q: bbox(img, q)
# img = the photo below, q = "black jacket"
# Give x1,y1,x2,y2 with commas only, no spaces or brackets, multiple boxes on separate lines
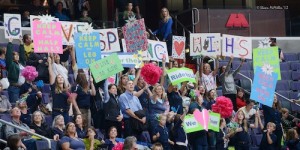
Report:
104,93,121,121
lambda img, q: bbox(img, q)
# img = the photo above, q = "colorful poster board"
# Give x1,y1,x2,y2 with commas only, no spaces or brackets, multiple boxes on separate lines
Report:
253,47,281,80
167,67,196,85
222,34,252,59
122,18,148,52
32,21,63,54
189,33,221,57
102,52,143,68
172,36,186,59
250,66,278,107
74,32,101,68
95,28,121,52
30,15,58,39
89,53,124,83
73,22,89,33
183,110,221,133
61,21,75,45
4,14,22,39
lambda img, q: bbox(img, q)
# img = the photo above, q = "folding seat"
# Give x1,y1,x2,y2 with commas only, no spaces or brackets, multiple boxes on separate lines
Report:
290,81,300,91
235,70,251,80
36,140,58,150
280,62,290,71
291,103,300,112
275,80,290,91
292,71,300,80
290,62,300,71
44,115,53,127
219,61,228,68
42,93,51,104
232,61,251,71
280,99,291,110
239,79,252,92
288,91,299,99
280,71,292,80
285,53,298,61
276,90,289,98
0,114,12,122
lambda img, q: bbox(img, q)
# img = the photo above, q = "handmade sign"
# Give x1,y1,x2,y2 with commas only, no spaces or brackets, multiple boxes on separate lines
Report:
172,36,186,59
183,109,221,133
250,66,278,107
95,28,121,52
32,19,63,54
122,39,153,61
61,21,75,45
208,112,221,132
4,14,22,39
89,53,124,83
73,22,89,33
74,32,101,68
253,47,281,80
189,33,221,57
102,51,143,68
149,40,169,62
30,15,58,40
122,18,148,52
222,34,252,59
167,67,196,85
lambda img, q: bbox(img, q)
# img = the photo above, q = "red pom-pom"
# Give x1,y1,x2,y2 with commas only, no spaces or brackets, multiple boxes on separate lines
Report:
141,63,162,85
211,96,233,118
22,66,38,81
112,143,123,150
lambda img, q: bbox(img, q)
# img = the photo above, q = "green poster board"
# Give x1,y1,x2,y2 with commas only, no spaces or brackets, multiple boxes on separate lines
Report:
253,47,281,80
208,112,221,132
89,53,124,83
183,115,203,133
167,67,196,85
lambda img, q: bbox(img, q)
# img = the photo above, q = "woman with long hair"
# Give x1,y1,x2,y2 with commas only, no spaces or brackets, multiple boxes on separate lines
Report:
4,134,26,150
117,74,128,95
74,114,87,139
153,7,173,56
104,126,120,150
52,115,65,139
83,127,103,150
227,110,258,150
236,88,246,110
71,69,96,128
48,56,75,123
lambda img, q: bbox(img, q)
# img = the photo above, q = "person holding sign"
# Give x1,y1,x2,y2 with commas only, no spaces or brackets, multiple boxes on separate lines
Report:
219,56,244,111
48,56,74,124
6,38,26,103
200,56,219,92
153,7,173,56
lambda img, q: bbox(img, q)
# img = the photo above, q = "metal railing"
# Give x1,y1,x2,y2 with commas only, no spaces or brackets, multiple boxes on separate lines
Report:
0,139,7,144
0,119,52,149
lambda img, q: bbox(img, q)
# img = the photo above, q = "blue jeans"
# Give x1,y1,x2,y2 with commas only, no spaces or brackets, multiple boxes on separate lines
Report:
8,86,20,103
52,110,69,124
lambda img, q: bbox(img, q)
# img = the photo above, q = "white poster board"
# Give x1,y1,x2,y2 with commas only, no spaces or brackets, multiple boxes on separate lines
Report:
190,33,221,57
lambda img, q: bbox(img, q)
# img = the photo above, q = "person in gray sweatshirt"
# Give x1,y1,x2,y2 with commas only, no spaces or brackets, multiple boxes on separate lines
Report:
219,56,244,111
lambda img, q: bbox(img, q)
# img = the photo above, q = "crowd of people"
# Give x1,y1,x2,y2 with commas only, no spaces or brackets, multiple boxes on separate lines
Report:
0,0,299,150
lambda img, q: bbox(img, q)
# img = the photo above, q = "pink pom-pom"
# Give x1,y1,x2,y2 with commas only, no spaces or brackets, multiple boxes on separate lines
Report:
211,96,233,118
141,63,162,85
112,143,123,150
21,66,38,81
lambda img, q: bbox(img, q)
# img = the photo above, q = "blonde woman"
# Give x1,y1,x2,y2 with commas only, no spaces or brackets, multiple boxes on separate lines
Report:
153,7,173,56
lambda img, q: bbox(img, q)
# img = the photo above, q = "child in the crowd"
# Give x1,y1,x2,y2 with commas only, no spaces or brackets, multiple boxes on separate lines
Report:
172,106,188,150
216,118,229,150
152,114,174,150
259,122,277,150
285,128,300,150
151,142,163,150
200,56,219,92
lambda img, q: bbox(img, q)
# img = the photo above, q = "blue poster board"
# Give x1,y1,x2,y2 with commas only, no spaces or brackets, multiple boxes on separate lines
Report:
250,66,278,107
74,32,101,68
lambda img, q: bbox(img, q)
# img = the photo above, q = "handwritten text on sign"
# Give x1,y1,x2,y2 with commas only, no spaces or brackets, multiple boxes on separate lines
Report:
250,67,278,107
122,18,148,52
253,47,281,80
222,34,252,59
89,53,124,83
190,33,221,57
95,28,120,52
4,14,22,39
74,32,101,68
61,21,75,45
33,21,63,54
102,53,142,68
30,15,58,40
172,36,186,59
167,67,196,85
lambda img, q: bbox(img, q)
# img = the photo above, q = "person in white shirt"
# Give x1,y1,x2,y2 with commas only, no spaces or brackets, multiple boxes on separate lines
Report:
238,99,257,120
